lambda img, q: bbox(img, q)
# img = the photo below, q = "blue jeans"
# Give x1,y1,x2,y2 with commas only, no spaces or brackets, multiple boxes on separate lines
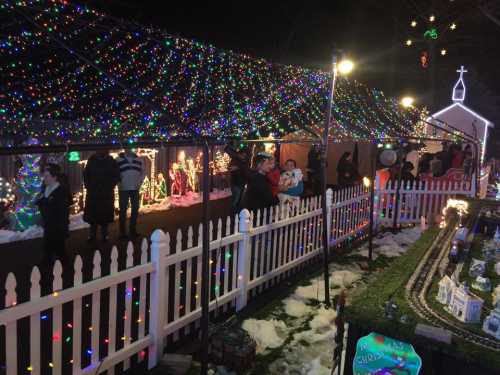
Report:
119,190,140,235
231,185,244,214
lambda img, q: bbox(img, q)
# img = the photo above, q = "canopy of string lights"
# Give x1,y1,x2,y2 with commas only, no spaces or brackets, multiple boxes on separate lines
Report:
0,0,424,147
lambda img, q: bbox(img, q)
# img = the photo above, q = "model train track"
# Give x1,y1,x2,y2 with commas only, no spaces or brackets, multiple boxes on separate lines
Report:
405,218,500,351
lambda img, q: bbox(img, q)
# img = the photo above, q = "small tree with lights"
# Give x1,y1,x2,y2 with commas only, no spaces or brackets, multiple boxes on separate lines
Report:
11,139,43,231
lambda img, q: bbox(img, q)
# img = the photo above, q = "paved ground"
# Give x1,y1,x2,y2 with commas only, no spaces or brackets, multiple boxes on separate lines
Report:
0,197,232,306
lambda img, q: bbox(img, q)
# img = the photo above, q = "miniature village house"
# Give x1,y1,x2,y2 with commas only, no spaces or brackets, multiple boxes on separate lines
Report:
482,303,500,340
448,283,483,323
438,277,484,323
437,275,455,305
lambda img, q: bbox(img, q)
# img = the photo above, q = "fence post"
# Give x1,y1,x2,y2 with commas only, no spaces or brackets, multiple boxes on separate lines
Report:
236,209,252,311
326,188,333,246
148,229,169,369
374,175,381,231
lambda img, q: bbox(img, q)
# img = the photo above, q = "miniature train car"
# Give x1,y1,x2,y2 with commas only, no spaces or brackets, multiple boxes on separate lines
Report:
449,227,470,263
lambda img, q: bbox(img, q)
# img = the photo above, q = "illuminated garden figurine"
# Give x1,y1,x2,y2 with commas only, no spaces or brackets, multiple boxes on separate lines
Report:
185,158,197,192
140,176,151,206
384,297,398,320
154,173,167,201
169,162,188,196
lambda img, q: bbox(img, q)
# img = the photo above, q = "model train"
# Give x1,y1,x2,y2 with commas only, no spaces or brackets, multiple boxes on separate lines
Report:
449,227,470,263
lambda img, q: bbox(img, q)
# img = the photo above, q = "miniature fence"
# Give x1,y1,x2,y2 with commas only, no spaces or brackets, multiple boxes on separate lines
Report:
376,179,473,227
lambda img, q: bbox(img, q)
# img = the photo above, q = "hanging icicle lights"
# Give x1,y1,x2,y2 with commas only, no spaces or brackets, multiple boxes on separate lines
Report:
0,1,423,145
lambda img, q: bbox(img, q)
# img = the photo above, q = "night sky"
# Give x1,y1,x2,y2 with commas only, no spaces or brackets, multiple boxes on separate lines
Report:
83,0,500,154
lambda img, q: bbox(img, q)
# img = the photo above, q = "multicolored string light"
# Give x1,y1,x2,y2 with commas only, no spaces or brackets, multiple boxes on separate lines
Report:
0,0,423,146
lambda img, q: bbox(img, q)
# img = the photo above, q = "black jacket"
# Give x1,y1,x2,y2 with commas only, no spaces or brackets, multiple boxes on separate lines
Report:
244,170,278,212
83,154,120,224
337,160,360,186
36,185,71,237
308,148,321,173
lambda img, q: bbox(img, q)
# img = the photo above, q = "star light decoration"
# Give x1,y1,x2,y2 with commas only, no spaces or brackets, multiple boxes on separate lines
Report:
0,0,423,146
404,4,460,65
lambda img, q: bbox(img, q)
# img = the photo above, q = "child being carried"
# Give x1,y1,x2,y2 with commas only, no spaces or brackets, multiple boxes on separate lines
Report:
278,159,303,206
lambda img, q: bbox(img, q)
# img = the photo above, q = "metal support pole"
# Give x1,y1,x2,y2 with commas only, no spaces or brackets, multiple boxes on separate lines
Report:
368,145,376,261
200,141,210,375
392,151,406,232
321,53,338,308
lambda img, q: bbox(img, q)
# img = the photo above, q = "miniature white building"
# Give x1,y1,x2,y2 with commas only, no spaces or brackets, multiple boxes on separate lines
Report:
482,302,500,340
469,258,486,278
494,226,500,244
472,276,492,292
426,66,494,164
448,283,483,323
437,275,456,305
493,285,500,306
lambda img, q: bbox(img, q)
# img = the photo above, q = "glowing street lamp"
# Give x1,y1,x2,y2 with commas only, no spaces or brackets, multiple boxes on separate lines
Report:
401,96,415,108
411,20,417,27
337,59,355,75
405,39,413,46
321,52,354,307
429,15,436,22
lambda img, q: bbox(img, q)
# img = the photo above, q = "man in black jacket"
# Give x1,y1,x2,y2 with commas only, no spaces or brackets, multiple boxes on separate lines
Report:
83,150,121,241
244,153,278,214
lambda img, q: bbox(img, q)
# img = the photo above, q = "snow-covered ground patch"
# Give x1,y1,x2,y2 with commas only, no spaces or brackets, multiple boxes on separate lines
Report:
283,297,311,318
355,226,422,259
241,319,288,353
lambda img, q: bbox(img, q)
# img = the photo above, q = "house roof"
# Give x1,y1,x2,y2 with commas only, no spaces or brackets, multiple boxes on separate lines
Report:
430,102,494,128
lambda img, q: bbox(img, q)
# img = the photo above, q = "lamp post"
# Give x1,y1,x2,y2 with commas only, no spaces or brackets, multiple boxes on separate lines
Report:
321,52,353,307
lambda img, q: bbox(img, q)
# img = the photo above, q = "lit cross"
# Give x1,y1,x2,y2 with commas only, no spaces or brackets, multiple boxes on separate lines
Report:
457,65,467,79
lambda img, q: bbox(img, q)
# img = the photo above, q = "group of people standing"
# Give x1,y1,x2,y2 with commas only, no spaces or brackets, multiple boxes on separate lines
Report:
226,145,304,216
36,149,145,264
418,142,474,177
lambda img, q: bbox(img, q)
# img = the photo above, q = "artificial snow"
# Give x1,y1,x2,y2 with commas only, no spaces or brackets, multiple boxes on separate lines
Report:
309,307,337,330
283,297,312,318
330,269,362,289
356,226,422,258
241,319,288,353
303,357,332,375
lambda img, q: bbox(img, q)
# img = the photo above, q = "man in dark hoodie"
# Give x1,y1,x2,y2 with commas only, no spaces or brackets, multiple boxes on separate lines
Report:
244,152,278,214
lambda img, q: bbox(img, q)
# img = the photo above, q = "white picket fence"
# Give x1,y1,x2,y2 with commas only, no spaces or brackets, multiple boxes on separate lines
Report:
0,181,472,374
376,179,473,226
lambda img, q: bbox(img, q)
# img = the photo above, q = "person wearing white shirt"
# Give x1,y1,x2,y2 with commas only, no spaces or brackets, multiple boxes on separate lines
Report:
116,149,145,239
